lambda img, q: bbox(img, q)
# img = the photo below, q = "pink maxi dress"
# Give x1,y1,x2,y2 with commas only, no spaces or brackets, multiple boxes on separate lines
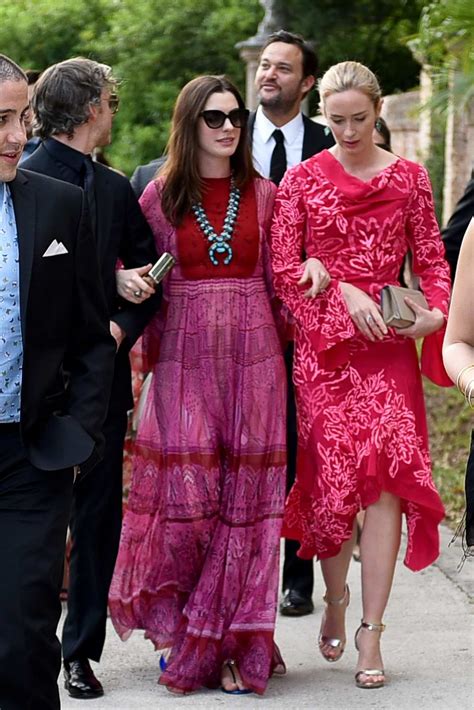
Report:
109,176,286,694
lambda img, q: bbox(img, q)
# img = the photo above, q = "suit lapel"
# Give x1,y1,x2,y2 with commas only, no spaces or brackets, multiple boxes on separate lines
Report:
302,115,334,160
93,166,112,262
9,170,35,329
248,111,256,142
302,115,318,160
251,110,318,163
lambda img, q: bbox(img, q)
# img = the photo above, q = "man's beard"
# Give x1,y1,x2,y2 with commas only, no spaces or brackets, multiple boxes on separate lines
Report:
258,86,301,115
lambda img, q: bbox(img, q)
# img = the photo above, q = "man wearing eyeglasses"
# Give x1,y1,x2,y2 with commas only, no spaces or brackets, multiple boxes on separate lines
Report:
23,57,161,700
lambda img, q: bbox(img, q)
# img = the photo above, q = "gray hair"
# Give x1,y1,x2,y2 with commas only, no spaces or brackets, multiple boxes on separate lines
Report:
33,57,117,139
0,54,27,83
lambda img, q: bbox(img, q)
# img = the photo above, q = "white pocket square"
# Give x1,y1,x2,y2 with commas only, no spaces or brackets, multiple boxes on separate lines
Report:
43,239,68,257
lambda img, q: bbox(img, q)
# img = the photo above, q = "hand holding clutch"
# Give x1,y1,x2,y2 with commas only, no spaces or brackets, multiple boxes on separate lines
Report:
381,285,428,328
116,253,175,304
381,285,444,339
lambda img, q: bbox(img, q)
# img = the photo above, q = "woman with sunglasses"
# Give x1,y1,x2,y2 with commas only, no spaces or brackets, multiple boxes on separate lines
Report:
109,75,286,696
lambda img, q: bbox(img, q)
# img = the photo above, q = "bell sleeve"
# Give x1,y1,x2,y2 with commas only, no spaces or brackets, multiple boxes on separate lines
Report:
270,167,355,370
135,179,170,372
405,164,452,386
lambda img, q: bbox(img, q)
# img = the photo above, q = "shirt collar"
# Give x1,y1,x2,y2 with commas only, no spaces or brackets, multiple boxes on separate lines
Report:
255,105,304,145
44,137,88,175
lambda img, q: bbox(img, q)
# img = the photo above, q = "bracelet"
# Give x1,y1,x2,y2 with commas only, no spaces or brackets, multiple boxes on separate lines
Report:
455,364,474,394
465,379,474,409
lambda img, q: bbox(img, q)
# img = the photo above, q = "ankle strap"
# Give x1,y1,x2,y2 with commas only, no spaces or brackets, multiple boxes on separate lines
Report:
360,620,386,632
323,584,349,606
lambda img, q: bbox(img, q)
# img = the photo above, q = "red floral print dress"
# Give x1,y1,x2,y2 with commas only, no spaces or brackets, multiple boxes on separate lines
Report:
271,150,451,572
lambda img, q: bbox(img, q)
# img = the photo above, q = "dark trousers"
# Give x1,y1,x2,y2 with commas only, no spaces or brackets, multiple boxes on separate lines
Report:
0,424,73,710
282,343,314,598
465,431,474,548
62,408,128,663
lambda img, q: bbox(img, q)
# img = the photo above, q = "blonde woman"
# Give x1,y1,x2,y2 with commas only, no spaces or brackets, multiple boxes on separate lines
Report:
271,61,451,689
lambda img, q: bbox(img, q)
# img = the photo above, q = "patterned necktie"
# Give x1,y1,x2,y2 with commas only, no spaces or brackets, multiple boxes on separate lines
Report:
269,129,287,185
82,156,97,238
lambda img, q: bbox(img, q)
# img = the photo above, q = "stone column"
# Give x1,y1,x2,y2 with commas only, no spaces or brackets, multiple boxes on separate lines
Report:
235,0,286,109
418,65,433,164
237,43,264,111
443,72,474,224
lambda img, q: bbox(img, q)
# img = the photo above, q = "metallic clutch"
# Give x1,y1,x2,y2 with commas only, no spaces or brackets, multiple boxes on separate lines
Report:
381,285,428,328
148,252,175,284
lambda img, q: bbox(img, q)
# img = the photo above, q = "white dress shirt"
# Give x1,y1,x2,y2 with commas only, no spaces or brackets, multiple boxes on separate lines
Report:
252,105,305,178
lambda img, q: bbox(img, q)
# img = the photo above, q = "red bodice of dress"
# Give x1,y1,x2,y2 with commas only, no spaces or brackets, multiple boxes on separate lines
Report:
177,177,259,279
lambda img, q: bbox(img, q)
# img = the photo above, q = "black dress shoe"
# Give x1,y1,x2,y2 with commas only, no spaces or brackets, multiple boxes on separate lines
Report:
64,659,104,699
280,589,314,617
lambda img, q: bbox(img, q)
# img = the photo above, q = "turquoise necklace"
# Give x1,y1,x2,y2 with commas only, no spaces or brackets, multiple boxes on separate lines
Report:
192,177,240,266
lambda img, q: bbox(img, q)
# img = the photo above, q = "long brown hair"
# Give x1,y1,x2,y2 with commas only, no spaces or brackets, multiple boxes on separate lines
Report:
160,75,258,225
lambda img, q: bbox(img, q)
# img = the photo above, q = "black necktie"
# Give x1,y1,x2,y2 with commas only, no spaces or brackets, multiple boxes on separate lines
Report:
82,156,97,238
269,129,287,185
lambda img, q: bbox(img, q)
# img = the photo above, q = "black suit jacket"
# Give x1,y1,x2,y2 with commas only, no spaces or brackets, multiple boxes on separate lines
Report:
130,157,165,199
442,169,474,280
248,111,335,165
23,141,161,411
10,169,115,471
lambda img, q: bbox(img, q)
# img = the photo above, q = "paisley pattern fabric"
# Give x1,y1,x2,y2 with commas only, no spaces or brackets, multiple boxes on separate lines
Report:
271,150,451,572
109,177,286,695
0,183,22,422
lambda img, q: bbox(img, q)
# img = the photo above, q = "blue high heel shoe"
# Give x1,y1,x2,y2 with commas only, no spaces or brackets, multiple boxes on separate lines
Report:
159,654,168,672
221,660,253,695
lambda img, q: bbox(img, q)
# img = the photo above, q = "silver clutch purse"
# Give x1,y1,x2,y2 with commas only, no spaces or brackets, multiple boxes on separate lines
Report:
381,285,428,328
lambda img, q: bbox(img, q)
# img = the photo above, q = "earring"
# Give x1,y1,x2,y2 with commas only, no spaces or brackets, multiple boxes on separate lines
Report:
375,118,383,132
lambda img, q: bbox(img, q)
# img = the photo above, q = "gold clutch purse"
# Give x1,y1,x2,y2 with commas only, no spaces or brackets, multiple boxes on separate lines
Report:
381,285,428,328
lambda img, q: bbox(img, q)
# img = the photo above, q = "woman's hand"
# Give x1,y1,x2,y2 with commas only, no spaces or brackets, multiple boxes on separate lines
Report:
116,264,155,304
298,258,331,298
339,282,388,342
395,299,444,339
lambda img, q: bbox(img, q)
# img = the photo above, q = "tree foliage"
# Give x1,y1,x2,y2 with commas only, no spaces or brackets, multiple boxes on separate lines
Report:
0,0,430,173
96,0,262,172
0,0,111,68
279,0,424,105
408,0,474,112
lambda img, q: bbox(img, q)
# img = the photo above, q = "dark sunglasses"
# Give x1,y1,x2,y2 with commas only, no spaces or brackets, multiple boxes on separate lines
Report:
200,108,249,129
106,94,120,114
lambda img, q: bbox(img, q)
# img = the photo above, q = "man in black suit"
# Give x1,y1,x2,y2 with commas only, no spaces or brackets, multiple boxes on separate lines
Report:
250,30,334,617
23,57,161,699
0,54,115,710
442,168,474,549
442,169,474,281
130,156,163,198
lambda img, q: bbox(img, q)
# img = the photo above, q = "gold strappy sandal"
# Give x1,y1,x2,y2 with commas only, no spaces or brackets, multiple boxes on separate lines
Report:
318,584,350,663
354,620,386,689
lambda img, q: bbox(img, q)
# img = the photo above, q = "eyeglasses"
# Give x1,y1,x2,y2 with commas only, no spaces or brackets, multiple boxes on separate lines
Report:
104,94,120,114
200,108,249,129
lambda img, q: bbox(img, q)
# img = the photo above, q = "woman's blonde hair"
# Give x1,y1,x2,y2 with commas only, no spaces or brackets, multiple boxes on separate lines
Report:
318,61,381,113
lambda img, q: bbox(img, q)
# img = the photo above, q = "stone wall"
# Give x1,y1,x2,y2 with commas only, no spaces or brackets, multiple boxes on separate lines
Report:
381,91,421,164
443,93,474,224
380,87,473,224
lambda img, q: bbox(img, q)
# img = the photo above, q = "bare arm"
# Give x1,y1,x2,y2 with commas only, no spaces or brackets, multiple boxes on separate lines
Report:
443,218,474,394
